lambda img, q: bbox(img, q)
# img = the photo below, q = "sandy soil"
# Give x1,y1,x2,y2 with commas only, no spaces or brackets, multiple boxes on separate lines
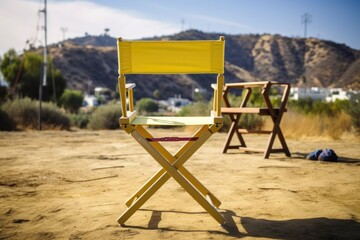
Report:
0,129,360,239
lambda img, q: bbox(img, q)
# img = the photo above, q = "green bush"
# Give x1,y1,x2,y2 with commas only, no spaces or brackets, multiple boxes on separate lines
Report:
136,98,158,114
0,108,16,131
177,99,263,132
288,98,350,116
1,98,70,130
71,113,91,129
348,94,360,134
88,103,122,130
177,101,212,116
59,89,84,113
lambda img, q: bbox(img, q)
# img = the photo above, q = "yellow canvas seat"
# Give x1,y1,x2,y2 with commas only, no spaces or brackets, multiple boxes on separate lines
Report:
116,37,225,225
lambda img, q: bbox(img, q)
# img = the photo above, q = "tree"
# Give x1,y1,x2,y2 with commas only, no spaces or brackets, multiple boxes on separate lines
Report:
0,49,66,102
348,94,360,134
59,89,84,113
0,49,20,90
136,98,158,114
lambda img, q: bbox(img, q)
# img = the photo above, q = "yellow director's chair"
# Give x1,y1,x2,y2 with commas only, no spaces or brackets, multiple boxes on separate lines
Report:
117,36,226,225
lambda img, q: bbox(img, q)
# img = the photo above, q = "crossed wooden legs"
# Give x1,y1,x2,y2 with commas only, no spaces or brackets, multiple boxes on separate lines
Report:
223,111,290,159
117,125,225,225
263,112,291,159
222,112,247,153
221,82,291,159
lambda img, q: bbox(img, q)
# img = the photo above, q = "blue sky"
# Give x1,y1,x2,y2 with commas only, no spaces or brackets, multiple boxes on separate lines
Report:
1,0,360,55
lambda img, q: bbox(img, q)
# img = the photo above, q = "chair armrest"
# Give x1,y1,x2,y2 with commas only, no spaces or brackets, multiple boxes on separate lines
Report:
211,83,218,90
126,83,136,90
225,81,271,89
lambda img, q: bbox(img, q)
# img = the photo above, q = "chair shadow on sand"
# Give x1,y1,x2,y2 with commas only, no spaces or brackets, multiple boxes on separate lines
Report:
123,209,360,239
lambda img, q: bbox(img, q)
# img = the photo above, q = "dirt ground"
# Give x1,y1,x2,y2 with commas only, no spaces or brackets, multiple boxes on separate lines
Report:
0,129,360,239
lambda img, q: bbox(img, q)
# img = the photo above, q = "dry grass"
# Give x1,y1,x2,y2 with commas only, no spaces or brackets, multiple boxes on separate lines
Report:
264,110,353,139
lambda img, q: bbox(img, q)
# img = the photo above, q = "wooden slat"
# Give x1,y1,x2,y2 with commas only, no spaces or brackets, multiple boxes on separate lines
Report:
131,116,217,126
237,129,272,134
221,107,286,115
222,107,261,114
224,81,272,89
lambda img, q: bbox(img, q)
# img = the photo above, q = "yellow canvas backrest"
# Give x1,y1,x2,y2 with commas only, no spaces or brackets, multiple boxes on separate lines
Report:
117,37,225,75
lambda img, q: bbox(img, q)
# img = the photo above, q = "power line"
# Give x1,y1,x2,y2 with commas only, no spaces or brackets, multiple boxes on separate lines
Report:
301,13,312,38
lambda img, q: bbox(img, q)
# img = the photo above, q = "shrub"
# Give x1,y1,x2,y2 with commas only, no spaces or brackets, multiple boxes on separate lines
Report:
1,98,70,130
348,94,360,134
136,98,158,114
59,89,84,113
177,101,212,116
0,108,16,131
41,103,71,130
274,110,352,139
71,113,91,129
288,98,350,116
88,103,122,130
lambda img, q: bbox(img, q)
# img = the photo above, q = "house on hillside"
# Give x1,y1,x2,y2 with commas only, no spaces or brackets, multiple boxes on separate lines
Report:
83,87,112,107
291,87,329,101
291,87,353,102
94,87,112,103
326,88,351,102
83,95,99,107
159,95,192,113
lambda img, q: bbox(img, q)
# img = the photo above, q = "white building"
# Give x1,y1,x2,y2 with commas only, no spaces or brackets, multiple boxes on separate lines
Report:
83,95,99,107
291,87,329,101
326,88,350,102
159,95,192,113
290,87,353,102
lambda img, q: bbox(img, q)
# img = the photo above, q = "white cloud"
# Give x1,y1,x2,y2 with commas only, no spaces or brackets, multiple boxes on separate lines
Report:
189,14,251,30
0,0,179,55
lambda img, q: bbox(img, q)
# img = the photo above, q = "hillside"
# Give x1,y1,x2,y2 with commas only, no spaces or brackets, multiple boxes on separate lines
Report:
48,30,360,100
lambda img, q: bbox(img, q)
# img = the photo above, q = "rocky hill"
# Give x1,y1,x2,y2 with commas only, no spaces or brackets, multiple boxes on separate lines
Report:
48,30,360,100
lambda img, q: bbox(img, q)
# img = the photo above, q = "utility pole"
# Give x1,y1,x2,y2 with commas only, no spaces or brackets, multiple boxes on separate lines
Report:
60,27,68,41
301,13,312,38
104,28,110,36
38,0,47,131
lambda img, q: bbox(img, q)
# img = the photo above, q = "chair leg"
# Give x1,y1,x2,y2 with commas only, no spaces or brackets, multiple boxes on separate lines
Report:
118,126,225,225
264,129,277,159
117,172,169,225
275,128,291,157
222,115,246,153
264,121,291,159
223,120,236,153
125,164,221,208
134,130,224,224
125,126,221,208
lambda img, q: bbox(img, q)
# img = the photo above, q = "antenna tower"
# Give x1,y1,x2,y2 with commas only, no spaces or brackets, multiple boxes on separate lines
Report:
301,13,312,38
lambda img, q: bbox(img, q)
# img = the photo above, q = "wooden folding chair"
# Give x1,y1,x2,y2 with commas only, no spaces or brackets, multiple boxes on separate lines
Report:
116,37,226,225
221,81,291,159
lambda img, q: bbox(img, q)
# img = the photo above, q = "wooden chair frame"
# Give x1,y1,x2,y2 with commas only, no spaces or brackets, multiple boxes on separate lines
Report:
116,37,226,225
221,81,291,159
